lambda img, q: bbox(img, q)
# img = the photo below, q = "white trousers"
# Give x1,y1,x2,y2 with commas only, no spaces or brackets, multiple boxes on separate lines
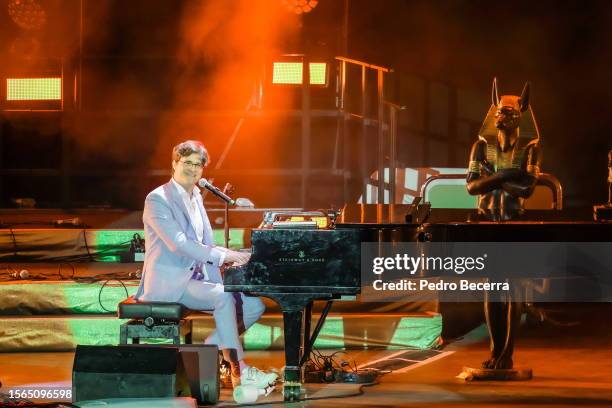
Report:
178,279,265,361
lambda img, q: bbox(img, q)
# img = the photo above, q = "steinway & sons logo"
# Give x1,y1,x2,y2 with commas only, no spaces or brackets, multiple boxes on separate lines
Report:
279,249,325,263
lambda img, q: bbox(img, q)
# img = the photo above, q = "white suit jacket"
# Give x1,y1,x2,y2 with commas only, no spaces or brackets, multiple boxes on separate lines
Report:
134,179,225,302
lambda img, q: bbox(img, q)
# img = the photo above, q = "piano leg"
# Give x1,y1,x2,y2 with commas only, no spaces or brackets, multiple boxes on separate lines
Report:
267,294,333,401
282,309,304,401
303,301,313,354
300,300,333,366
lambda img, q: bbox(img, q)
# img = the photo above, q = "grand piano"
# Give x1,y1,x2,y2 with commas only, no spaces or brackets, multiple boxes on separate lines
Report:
223,204,422,400
224,204,612,401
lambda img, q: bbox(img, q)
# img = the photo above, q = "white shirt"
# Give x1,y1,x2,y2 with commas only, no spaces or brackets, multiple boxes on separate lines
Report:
171,178,204,243
169,179,227,271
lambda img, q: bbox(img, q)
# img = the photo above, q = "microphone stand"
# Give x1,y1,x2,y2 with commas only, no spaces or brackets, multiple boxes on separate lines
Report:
225,202,230,248
222,183,235,248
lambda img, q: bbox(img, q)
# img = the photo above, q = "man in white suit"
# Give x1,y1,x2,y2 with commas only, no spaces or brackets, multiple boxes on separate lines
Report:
135,140,277,388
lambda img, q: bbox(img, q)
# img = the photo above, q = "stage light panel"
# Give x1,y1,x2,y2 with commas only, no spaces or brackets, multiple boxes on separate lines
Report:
308,62,327,85
273,62,303,84
6,77,62,101
272,62,327,85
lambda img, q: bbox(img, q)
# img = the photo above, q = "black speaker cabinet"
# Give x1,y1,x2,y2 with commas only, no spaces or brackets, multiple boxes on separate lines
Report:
155,344,220,405
72,344,219,404
73,345,189,402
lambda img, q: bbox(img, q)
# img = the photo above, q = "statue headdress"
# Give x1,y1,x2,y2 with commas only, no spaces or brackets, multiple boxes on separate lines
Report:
477,78,540,168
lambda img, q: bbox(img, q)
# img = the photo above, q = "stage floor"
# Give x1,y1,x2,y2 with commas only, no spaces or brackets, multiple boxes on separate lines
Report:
1,320,611,407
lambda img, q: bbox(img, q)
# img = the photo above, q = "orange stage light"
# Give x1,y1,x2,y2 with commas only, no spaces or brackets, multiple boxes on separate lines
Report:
8,0,47,31
282,0,319,14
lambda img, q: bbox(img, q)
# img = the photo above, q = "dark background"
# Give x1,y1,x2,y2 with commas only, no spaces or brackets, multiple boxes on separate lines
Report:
0,0,610,209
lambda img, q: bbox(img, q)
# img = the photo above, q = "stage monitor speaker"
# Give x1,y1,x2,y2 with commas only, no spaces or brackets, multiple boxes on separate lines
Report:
156,344,220,405
72,344,219,405
72,345,190,403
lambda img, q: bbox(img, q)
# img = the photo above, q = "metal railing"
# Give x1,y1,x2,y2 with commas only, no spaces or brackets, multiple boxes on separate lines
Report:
420,173,563,210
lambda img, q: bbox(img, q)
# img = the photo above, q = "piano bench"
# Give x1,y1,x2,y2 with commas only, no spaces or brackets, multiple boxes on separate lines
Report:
117,296,196,345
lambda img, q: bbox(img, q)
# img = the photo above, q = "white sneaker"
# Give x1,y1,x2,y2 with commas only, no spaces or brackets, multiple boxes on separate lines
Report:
232,366,278,389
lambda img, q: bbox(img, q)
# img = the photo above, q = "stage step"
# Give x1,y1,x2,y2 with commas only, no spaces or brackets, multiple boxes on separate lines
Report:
0,313,442,352
0,278,438,315
0,279,140,315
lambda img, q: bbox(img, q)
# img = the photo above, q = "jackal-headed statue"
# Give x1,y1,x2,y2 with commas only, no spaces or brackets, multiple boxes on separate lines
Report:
466,78,542,370
467,78,541,222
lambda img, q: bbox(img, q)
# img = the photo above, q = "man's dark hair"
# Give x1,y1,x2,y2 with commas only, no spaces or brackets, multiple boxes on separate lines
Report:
171,140,209,166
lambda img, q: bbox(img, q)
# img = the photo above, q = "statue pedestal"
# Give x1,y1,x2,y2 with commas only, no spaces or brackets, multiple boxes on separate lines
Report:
457,366,532,381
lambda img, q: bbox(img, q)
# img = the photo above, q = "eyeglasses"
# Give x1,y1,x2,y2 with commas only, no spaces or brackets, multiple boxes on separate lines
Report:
179,160,204,169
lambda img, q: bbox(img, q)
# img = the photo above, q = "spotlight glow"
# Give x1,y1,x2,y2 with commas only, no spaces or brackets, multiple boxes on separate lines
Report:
8,0,47,30
282,0,319,14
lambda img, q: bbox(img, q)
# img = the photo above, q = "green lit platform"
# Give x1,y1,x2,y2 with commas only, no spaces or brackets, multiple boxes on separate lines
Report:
0,228,247,262
0,277,436,315
0,279,442,352
0,279,140,315
0,313,441,352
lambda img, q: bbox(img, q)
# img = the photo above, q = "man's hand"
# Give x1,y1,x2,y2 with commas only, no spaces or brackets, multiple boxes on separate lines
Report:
223,249,251,266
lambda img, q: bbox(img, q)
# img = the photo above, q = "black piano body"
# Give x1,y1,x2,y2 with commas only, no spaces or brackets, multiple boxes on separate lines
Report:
223,204,420,400
224,228,364,401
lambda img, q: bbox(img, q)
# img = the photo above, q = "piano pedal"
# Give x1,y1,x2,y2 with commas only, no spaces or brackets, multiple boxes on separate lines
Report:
282,381,303,401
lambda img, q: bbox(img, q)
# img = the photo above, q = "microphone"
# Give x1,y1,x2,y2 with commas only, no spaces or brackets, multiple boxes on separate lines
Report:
198,178,236,206
10,270,29,280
